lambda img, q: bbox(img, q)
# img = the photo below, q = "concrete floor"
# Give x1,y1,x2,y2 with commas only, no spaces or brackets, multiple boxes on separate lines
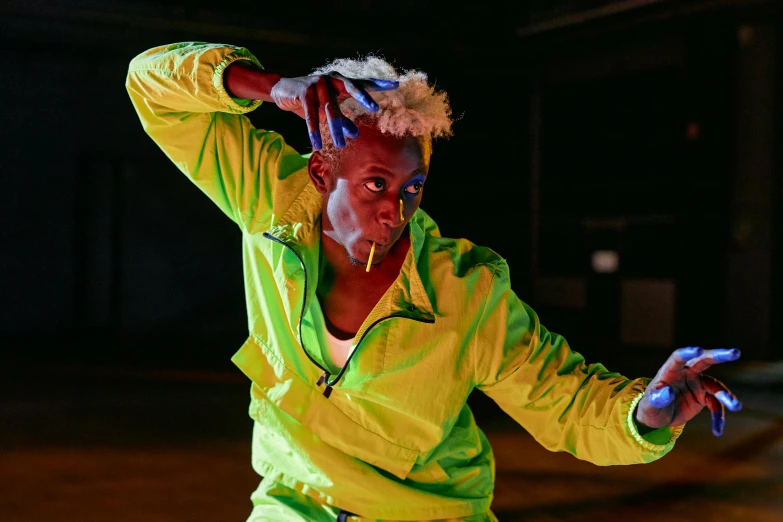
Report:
2,365,781,522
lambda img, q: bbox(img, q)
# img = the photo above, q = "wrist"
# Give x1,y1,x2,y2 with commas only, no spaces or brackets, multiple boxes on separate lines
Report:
633,406,656,435
634,417,656,435
224,60,281,102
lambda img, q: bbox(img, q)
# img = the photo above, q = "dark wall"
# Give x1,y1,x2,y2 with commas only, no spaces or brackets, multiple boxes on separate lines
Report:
2,0,780,367
0,1,530,365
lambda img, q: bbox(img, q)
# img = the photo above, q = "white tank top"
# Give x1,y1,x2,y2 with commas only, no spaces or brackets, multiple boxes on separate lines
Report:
306,297,356,371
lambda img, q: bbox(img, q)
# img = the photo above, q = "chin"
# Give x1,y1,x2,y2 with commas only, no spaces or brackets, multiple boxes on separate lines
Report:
346,253,364,267
346,242,386,267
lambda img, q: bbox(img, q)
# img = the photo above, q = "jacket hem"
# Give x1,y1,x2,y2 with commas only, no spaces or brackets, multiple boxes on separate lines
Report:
253,461,493,521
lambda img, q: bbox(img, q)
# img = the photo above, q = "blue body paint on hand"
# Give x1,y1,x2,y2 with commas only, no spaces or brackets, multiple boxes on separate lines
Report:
309,131,322,151
369,78,399,91
342,118,359,139
678,346,704,360
649,386,675,408
713,348,741,363
328,118,345,149
715,390,743,412
360,94,379,112
712,409,724,436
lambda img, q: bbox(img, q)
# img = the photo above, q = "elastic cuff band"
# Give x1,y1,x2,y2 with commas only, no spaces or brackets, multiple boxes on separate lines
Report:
213,51,265,114
627,391,684,451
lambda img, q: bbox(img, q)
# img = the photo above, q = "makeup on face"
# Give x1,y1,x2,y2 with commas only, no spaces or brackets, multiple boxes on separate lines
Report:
323,125,429,272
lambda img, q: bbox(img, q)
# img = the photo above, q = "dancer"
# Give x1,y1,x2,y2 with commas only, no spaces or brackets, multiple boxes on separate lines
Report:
127,42,742,522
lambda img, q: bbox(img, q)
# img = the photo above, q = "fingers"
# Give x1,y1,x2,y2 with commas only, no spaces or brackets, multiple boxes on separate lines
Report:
657,346,704,377
705,394,725,436
331,73,379,112
316,78,345,149
302,87,322,151
342,117,359,139
361,78,399,92
686,348,741,373
701,374,743,412
648,385,676,409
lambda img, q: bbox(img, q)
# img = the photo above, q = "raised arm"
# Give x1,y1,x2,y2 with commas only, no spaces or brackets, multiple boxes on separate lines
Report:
126,42,398,228
126,42,307,228
474,261,683,466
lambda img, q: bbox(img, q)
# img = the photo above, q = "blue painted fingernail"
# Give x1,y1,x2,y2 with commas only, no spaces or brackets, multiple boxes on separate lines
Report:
371,78,399,89
309,131,322,151
712,411,724,436
679,346,703,359
650,386,675,408
327,119,345,149
714,348,741,363
342,118,359,139
716,391,743,412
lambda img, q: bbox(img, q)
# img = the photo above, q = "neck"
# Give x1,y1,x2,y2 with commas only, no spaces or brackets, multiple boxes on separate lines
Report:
320,229,410,282
316,229,411,338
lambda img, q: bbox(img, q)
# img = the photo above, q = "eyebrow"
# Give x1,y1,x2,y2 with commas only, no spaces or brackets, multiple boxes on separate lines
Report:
365,164,426,178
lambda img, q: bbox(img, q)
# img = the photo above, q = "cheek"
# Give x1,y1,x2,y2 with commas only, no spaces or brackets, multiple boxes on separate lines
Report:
327,187,363,236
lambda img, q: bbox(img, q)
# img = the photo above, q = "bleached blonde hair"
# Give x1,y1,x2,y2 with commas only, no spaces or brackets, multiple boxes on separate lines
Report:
312,56,453,162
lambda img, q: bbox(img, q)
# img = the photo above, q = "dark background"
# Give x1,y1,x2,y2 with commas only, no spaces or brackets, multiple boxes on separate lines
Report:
3,0,781,371
2,1,782,520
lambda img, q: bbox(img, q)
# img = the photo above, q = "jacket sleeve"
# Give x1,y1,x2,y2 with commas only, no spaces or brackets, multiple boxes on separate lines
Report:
126,42,308,228
474,260,683,465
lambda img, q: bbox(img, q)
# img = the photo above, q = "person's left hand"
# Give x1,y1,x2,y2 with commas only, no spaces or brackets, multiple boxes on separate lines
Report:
636,347,743,436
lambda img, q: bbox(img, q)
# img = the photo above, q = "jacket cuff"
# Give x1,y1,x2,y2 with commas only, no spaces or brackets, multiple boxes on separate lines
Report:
213,49,265,114
627,391,684,451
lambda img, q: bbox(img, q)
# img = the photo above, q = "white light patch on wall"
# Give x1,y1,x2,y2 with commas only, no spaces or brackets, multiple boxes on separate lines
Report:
592,250,619,273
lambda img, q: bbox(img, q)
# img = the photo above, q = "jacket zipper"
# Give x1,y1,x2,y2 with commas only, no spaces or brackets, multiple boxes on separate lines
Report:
262,232,329,377
323,314,434,396
263,232,435,399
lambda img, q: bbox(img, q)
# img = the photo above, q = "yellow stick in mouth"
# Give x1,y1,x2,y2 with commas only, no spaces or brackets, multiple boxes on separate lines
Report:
366,241,376,273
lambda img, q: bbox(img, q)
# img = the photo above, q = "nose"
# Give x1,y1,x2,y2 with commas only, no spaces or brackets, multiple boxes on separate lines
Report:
377,194,404,228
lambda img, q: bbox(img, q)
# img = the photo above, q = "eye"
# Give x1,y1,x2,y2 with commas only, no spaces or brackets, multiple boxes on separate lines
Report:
404,182,423,195
363,179,385,193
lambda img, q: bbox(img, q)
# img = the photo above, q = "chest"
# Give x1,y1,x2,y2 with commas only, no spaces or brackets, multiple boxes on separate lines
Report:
319,275,396,335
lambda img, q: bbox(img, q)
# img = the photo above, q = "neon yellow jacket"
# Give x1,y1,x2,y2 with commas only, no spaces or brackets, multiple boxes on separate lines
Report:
126,42,683,521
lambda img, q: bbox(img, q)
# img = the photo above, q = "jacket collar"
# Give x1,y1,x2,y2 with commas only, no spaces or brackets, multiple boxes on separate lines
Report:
265,183,435,319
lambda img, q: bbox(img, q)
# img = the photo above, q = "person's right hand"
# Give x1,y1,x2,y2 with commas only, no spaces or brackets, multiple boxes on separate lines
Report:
270,74,398,150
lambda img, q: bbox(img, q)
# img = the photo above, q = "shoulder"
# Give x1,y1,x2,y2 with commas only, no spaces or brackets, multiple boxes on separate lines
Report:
413,208,507,288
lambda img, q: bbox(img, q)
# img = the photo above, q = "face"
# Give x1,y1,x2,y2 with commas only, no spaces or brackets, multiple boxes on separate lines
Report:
310,124,431,266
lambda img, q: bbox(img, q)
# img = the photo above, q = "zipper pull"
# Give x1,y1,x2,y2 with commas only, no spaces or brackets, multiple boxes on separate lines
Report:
323,385,333,399
316,371,330,386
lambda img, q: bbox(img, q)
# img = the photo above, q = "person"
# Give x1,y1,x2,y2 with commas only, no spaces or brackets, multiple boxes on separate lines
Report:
126,42,743,522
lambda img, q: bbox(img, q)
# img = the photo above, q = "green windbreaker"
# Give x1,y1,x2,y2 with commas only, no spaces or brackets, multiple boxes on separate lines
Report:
126,42,683,521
